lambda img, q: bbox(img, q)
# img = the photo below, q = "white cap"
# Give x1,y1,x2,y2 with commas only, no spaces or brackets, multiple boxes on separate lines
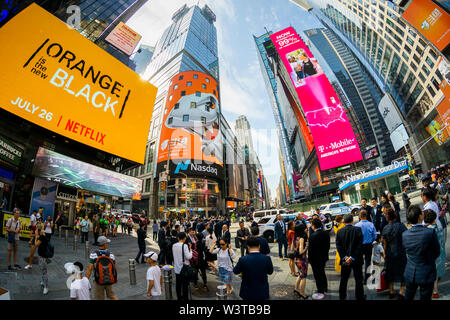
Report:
143,251,158,261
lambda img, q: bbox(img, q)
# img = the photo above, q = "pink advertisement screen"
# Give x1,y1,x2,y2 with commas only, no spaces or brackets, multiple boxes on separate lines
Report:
270,27,362,170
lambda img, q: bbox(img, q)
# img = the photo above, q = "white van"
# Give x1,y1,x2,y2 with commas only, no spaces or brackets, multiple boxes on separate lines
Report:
257,213,299,242
252,208,288,222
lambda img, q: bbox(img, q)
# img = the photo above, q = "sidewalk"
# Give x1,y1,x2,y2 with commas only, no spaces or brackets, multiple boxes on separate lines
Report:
1,221,449,300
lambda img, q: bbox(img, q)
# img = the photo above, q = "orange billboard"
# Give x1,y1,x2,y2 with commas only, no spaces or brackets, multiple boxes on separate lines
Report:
402,0,450,51
0,4,157,164
156,71,223,179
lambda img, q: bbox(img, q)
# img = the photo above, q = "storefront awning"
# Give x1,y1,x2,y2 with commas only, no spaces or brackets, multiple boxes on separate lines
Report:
339,162,408,191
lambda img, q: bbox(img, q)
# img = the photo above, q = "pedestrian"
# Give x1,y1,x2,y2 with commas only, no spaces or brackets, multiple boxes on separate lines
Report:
423,209,446,299
99,216,106,236
336,214,365,300
249,217,258,228
165,229,178,265
6,208,22,271
92,214,100,245
402,187,411,211
370,198,383,232
28,210,37,245
144,251,162,300
308,219,330,299
382,207,407,299
360,198,373,223
80,215,90,243
220,224,231,244
372,234,385,267
287,221,297,276
355,209,377,284
388,194,401,222
248,226,270,255
54,211,64,236
127,217,133,235
236,221,250,257
194,232,208,290
293,223,309,299
158,221,169,266
274,214,288,260
74,216,81,238
233,236,273,300
333,215,345,273
44,215,53,241
25,221,41,270
35,227,51,295
135,223,147,264
85,236,119,300
152,220,159,242
205,227,218,274
210,239,236,296
422,189,439,216
172,232,193,300
65,261,91,300
402,205,440,300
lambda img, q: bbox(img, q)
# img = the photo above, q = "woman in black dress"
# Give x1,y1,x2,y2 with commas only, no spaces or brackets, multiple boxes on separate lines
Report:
382,208,407,299
195,232,208,290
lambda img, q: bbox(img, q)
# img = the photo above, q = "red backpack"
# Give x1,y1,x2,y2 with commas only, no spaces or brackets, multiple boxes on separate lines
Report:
94,250,118,285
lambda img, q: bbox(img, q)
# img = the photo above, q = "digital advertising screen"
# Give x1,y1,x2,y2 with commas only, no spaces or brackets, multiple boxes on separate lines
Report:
32,147,142,198
270,27,362,170
156,71,223,180
0,4,157,164
364,146,380,160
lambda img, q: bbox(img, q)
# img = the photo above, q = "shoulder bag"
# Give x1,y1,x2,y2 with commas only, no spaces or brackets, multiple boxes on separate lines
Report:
180,243,198,283
7,218,20,243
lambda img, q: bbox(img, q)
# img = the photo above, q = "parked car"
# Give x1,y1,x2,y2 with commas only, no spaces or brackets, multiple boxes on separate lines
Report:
317,202,361,220
252,208,288,222
257,213,298,243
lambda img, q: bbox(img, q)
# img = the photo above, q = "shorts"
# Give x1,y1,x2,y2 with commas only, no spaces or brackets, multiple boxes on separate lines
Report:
218,267,233,285
93,282,116,300
8,241,19,250
31,225,37,233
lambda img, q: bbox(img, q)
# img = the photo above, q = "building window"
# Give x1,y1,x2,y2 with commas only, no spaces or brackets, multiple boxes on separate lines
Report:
201,117,206,124
213,90,216,95
402,52,409,61
146,143,155,173
202,83,206,89
421,64,430,75
187,81,192,87
190,102,196,109
168,117,173,125
183,115,189,122
174,84,178,90
427,85,436,98
425,57,435,69
406,36,414,46
205,105,210,112
195,91,201,97
408,29,416,38
429,49,438,60
174,103,179,110
418,38,427,47
179,75,184,80
404,44,411,54
432,78,440,91
169,95,173,101
418,72,426,83
205,78,210,83
413,54,420,65
181,91,186,96
193,74,198,79
145,179,151,193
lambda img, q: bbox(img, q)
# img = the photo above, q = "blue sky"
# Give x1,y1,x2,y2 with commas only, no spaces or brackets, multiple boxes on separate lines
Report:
128,0,323,200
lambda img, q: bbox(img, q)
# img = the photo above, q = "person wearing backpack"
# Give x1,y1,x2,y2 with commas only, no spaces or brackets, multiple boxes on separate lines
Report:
85,236,119,300
6,208,22,271
35,227,54,295
211,239,236,297
172,232,193,300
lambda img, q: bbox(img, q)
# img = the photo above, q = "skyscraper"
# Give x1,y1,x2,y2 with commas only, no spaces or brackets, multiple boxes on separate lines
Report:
132,44,155,76
123,4,223,217
291,0,449,171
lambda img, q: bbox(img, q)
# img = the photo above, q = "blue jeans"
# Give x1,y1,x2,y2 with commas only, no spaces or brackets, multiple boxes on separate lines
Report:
277,236,288,258
135,244,145,262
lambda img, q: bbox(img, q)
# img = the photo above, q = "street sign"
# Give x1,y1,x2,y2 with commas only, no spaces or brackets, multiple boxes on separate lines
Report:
159,172,168,182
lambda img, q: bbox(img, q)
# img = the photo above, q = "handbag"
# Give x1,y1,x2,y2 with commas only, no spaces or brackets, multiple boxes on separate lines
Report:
180,244,198,283
377,269,388,292
235,236,240,249
7,218,20,243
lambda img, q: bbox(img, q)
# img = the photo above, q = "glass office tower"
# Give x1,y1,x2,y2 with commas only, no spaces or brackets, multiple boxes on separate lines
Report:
292,0,449,171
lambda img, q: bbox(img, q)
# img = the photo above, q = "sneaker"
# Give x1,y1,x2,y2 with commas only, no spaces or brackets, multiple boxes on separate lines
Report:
312,293,325,300
7,265,13,271
24,265,32,270
43,287,48,295
14,264,21,270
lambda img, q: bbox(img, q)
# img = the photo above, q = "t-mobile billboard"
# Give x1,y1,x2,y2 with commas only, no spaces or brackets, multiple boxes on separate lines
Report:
270,27,362,170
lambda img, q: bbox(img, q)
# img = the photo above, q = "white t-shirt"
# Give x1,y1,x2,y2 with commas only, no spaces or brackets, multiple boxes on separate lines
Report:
146,266,162,296
44,221,52,234
172,242,192,274
423,201,439,217
70,277,91,300
212,248,236,272
30,215,37,227
372,242,384,264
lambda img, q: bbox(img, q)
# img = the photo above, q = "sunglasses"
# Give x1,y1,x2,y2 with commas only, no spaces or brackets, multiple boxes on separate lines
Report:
220,243,227,246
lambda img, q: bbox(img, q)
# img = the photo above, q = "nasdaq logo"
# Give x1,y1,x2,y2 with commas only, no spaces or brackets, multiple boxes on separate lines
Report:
174,160,190,174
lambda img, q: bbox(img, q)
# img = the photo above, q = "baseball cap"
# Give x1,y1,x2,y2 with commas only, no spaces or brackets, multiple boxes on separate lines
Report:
97,236,111,245
64,261,83,274
144,251,158,261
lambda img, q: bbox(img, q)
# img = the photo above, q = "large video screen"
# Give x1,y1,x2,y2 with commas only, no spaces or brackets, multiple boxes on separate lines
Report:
32,147,142,198
270,27,362,170
364,147,380,160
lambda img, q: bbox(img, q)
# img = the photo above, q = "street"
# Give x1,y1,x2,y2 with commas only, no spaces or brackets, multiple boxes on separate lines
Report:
1,217,449,300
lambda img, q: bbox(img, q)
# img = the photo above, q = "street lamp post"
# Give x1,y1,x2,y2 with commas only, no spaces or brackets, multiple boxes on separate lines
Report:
177,172,189,218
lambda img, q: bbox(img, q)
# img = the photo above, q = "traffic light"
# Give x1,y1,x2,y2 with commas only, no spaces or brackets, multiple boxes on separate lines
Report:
161,182,166,191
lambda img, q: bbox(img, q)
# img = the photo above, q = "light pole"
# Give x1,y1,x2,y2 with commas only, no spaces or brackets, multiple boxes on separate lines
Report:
178,172,189,218
162,139,186,221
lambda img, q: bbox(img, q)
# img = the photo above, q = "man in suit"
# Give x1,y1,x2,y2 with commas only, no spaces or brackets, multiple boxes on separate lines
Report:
360,198,373,223
370,198,383,231
336,214,365,300
249,218,258,228
214,219,223,240
157,221,168,266
247,227,270,255
236,221,250,257
185,227,197,247
233,236,273,300
308,219,330,297
220,224,231,244
274,214,288,260
402,205,440,300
